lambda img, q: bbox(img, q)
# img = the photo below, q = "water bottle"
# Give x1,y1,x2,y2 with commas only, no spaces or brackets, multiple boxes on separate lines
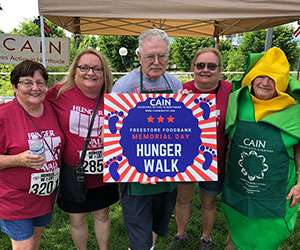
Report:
29,134,46,158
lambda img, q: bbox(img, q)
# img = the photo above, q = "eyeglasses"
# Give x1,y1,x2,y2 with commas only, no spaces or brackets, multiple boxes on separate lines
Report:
142,54,169,63
18,80,47,88
194,62,220,71
77,65,103,74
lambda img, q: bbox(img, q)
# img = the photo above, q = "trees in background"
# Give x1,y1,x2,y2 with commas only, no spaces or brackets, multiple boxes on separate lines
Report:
97,35,139,73
171,25,298,74
0,19,299,91
170,37,216,72
11,19,66,38
5,19,299,73
239,25,298,70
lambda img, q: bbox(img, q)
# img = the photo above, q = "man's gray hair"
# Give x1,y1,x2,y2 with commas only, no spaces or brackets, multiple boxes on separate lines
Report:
139,28,170,54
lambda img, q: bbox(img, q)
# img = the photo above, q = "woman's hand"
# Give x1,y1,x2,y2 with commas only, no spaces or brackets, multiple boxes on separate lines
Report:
140,180,156,185
17,150,46,170
287,183,300,207
178,89,193,95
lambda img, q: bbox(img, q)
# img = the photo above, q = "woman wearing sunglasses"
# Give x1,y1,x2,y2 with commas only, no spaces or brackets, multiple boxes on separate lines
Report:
171,48,231,250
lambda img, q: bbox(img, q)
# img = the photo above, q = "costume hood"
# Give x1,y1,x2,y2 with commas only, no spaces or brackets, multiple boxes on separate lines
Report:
240,47,295,121
241,47,289,93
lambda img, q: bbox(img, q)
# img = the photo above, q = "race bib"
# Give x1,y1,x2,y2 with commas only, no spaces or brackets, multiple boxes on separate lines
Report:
29,168,60,196
82,149,103,174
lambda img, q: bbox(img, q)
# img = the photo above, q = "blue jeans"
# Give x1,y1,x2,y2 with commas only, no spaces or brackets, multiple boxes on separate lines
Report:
0,210,53,241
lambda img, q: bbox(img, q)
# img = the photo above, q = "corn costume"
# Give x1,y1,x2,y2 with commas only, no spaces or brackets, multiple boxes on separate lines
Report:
222,47,300,250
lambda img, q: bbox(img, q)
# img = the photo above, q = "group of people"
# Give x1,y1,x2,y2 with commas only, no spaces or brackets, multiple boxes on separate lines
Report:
0,27,300,250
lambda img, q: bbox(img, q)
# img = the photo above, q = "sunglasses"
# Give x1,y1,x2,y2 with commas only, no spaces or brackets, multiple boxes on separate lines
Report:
194,62,219,71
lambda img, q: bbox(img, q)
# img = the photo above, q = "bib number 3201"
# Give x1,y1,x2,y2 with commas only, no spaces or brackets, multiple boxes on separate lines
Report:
82,149,103,174
29,168,60,196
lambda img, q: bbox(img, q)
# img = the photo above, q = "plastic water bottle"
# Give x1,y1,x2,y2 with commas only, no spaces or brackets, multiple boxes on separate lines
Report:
29,134,46,158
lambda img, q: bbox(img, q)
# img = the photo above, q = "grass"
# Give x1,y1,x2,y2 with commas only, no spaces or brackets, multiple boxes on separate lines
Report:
1,184,300,249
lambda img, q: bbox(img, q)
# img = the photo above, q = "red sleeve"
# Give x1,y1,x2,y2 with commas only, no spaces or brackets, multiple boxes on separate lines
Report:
46,84,61,101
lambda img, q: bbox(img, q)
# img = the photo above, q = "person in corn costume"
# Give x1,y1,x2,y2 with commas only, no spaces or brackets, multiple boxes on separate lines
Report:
222,47,300,250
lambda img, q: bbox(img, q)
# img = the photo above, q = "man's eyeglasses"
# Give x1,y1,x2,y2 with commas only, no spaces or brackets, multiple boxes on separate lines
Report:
194,62,220,71
18,80,47,88
77,65,103,74
143,54,169,63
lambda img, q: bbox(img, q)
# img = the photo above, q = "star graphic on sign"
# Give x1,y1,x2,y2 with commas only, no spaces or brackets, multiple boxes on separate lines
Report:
147,115,155,123
157,115,165,123
167,115,175,123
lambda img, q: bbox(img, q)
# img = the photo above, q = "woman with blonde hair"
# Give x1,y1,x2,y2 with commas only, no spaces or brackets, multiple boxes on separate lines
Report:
47,48,119,250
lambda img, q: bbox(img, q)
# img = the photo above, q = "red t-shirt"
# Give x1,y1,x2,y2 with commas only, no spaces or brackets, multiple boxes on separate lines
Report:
183,80,232,174
0,99,65,220
46,84,105,189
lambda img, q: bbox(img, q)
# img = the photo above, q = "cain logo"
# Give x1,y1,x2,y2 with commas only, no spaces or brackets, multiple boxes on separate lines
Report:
243,138,266,149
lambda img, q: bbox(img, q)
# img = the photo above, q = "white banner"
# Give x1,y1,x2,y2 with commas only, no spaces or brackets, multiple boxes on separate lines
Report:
0,34,70,67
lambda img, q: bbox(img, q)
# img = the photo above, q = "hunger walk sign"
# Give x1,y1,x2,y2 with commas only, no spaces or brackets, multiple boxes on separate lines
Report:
131,134,190,140
137,143,182,173
103,93,218,183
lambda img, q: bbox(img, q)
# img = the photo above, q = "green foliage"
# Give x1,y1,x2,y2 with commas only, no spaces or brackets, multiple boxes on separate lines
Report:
218,40,234,70
272,25,299,70
218,40,233,52
97,35,139,72
69,35,140,73
170,37,215,71
170,38,234,72
77,35,98,51
0,65,14,96
238,30,266,56
1,19,300,94
11,18,66,38
237,25,298,70
223,49,245,82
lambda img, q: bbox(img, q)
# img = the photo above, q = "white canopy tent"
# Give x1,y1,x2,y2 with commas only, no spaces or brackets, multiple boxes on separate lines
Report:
38,0,300,37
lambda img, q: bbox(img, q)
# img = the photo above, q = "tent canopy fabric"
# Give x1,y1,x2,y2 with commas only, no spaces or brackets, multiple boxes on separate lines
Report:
38,0,300,37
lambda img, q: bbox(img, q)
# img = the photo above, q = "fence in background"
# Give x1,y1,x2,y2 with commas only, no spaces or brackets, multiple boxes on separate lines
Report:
1,71,299,102
0,71,245,84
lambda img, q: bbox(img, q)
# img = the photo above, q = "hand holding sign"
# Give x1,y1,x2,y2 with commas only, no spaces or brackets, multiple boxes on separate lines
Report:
103,93,218,183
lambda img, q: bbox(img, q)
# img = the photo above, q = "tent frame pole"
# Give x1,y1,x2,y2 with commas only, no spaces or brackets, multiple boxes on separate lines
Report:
264,27,273,51
40,15,46,67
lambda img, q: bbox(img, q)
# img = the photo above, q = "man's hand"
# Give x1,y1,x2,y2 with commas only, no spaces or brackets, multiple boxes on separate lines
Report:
287,184,300,207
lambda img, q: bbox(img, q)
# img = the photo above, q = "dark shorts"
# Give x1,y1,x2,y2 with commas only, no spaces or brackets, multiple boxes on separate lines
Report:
181,173,225,195
121,184,177,250
57,184,119,213
0,211,53,241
